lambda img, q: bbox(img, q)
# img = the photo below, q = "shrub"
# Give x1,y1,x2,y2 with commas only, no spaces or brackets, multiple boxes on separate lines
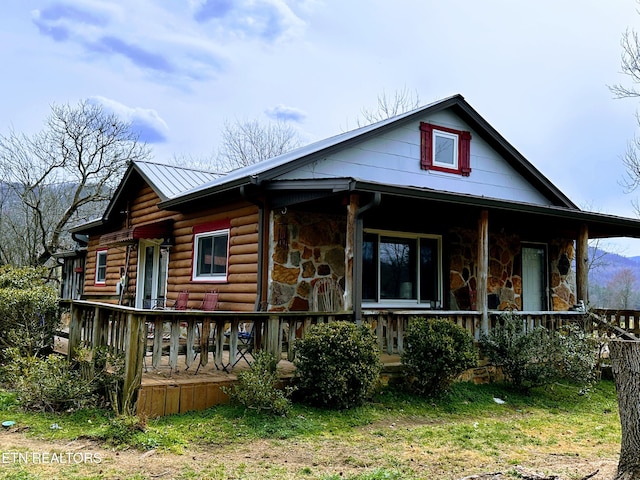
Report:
0,265,59,360
479,311,598,390
401,317,477,396
226,351,292,416
293,321,382,409
2,348,99,412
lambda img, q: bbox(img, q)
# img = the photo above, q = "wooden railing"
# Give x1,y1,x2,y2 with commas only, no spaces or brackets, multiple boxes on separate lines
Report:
61,300,637,411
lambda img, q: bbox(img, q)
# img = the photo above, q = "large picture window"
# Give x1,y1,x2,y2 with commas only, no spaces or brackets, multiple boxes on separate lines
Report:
192,222,230,282
95,249,107,285
363,230,441,306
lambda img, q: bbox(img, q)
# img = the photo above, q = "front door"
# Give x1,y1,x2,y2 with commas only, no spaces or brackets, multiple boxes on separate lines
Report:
136,240,169,309
521,245,547,311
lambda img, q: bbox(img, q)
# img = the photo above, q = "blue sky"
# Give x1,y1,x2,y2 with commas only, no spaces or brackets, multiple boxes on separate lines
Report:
3,1,640,254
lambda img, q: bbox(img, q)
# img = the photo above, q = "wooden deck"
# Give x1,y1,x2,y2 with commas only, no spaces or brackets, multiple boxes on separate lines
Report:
61,300,639,418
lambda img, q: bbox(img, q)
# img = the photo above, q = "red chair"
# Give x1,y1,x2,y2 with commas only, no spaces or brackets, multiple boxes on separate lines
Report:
200,291,219,311
172,290,189,310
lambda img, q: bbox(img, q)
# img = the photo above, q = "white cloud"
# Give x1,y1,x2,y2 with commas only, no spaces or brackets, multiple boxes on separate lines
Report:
88,96,169,144
265,104,307,123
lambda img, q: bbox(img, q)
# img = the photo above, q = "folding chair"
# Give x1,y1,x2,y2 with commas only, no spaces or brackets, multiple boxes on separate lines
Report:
233,322,255,367
171,290,189,310
199,290,219,311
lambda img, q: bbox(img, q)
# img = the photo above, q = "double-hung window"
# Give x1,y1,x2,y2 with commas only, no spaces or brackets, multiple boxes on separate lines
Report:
192,221,230,282
420,122,472,176
362,230,441,307
95,249,107,285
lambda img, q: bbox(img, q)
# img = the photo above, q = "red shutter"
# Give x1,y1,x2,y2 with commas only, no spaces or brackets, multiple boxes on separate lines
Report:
460,131,472,176
420,122,432,170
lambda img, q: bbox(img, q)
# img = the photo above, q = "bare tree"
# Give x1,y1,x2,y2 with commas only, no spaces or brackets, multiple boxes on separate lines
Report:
607,268,638,309
0,100,150,266
356,87,421,127
216,118,302,172
610,26,640,214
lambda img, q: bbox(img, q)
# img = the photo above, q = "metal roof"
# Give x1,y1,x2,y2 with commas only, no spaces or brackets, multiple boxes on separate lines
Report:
134,160,223,201
159,94,577,210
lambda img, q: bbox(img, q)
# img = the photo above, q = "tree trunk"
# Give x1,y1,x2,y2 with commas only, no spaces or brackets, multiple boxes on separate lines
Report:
610,339,640,480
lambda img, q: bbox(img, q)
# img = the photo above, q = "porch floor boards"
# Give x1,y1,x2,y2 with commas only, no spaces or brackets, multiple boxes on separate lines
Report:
138,351,401,418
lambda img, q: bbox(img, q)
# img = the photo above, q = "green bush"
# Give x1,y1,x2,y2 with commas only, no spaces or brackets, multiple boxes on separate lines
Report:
479,311,598,390
0,265,59,359
401,317,477,396
2,348,99,412
292,321,382,409
226,351,292,416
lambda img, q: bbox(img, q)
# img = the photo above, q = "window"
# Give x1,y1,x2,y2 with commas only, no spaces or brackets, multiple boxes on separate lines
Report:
420,122,472,176
363,230,441,306
192,221,230,282
95,249,107,285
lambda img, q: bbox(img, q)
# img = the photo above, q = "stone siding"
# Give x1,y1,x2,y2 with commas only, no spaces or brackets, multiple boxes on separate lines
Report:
449,228,576,311
268,210,346,311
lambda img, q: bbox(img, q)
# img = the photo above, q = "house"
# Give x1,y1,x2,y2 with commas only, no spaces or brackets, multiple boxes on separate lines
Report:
67,94,640,329
62,94,640,416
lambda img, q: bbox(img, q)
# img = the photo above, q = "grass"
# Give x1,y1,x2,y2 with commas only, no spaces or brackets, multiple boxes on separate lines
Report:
0,381,621,480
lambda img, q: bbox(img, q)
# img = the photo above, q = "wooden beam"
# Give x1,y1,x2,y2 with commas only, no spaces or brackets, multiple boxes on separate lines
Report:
576,224,589,305
477,210,489,336
344,193,359,312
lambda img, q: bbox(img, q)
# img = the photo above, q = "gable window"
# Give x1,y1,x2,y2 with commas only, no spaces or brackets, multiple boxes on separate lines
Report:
420,122,472,176
362,230,441,307
192,220,230,282
95,249,107,285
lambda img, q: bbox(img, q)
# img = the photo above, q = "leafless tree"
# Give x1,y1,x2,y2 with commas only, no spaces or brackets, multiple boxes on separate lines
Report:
607,268,638,309
216,118,302,172
610,25,640,214
0,100,150,266
356,87,421,127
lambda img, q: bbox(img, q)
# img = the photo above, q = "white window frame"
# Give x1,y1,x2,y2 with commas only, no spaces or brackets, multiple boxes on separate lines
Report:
432,129,459,170
362,229,443,308
192,228,230,282
95,250,107,285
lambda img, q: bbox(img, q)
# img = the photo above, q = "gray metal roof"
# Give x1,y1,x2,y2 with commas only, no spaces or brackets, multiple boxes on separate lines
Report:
135,160,223,201
160,94,577,210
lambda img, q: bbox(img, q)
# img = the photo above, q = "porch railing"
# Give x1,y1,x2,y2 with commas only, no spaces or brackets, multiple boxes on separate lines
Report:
61,300,634,409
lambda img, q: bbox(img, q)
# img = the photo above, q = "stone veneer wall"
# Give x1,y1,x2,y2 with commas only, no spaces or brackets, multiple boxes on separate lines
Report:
268,210,346,311
449,228,576,311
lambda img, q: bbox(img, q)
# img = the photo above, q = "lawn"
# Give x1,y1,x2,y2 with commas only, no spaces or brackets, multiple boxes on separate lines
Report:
0,381,621,480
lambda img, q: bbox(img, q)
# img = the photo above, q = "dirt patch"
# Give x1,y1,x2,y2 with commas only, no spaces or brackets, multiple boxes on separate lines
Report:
0,429,618,479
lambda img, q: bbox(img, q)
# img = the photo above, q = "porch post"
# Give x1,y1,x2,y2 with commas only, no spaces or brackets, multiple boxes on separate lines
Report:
576,224,589,305
477,210,489,336
344,194,359,313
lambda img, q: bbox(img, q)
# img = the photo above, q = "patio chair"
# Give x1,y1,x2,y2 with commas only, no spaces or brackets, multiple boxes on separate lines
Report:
171,290,189,310
232,322,255,367
199,290,219,311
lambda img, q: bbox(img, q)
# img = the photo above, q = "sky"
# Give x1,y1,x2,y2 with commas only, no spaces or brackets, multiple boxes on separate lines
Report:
3,1,640,255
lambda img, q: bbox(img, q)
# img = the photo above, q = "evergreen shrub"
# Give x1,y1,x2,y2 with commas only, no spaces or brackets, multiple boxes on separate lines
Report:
401,317,477,396
293,321,381,409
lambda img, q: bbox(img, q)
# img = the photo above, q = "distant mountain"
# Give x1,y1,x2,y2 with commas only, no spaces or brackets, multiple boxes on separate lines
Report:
588,248,640,287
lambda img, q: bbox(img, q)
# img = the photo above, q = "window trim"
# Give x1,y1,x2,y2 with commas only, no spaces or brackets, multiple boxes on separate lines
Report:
420,122,472,176
191,220,231,283
95,249,107,286
362,229,442,308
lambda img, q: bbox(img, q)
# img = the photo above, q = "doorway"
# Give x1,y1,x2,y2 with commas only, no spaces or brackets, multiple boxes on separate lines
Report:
521,245,547,311
136,240,169,309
